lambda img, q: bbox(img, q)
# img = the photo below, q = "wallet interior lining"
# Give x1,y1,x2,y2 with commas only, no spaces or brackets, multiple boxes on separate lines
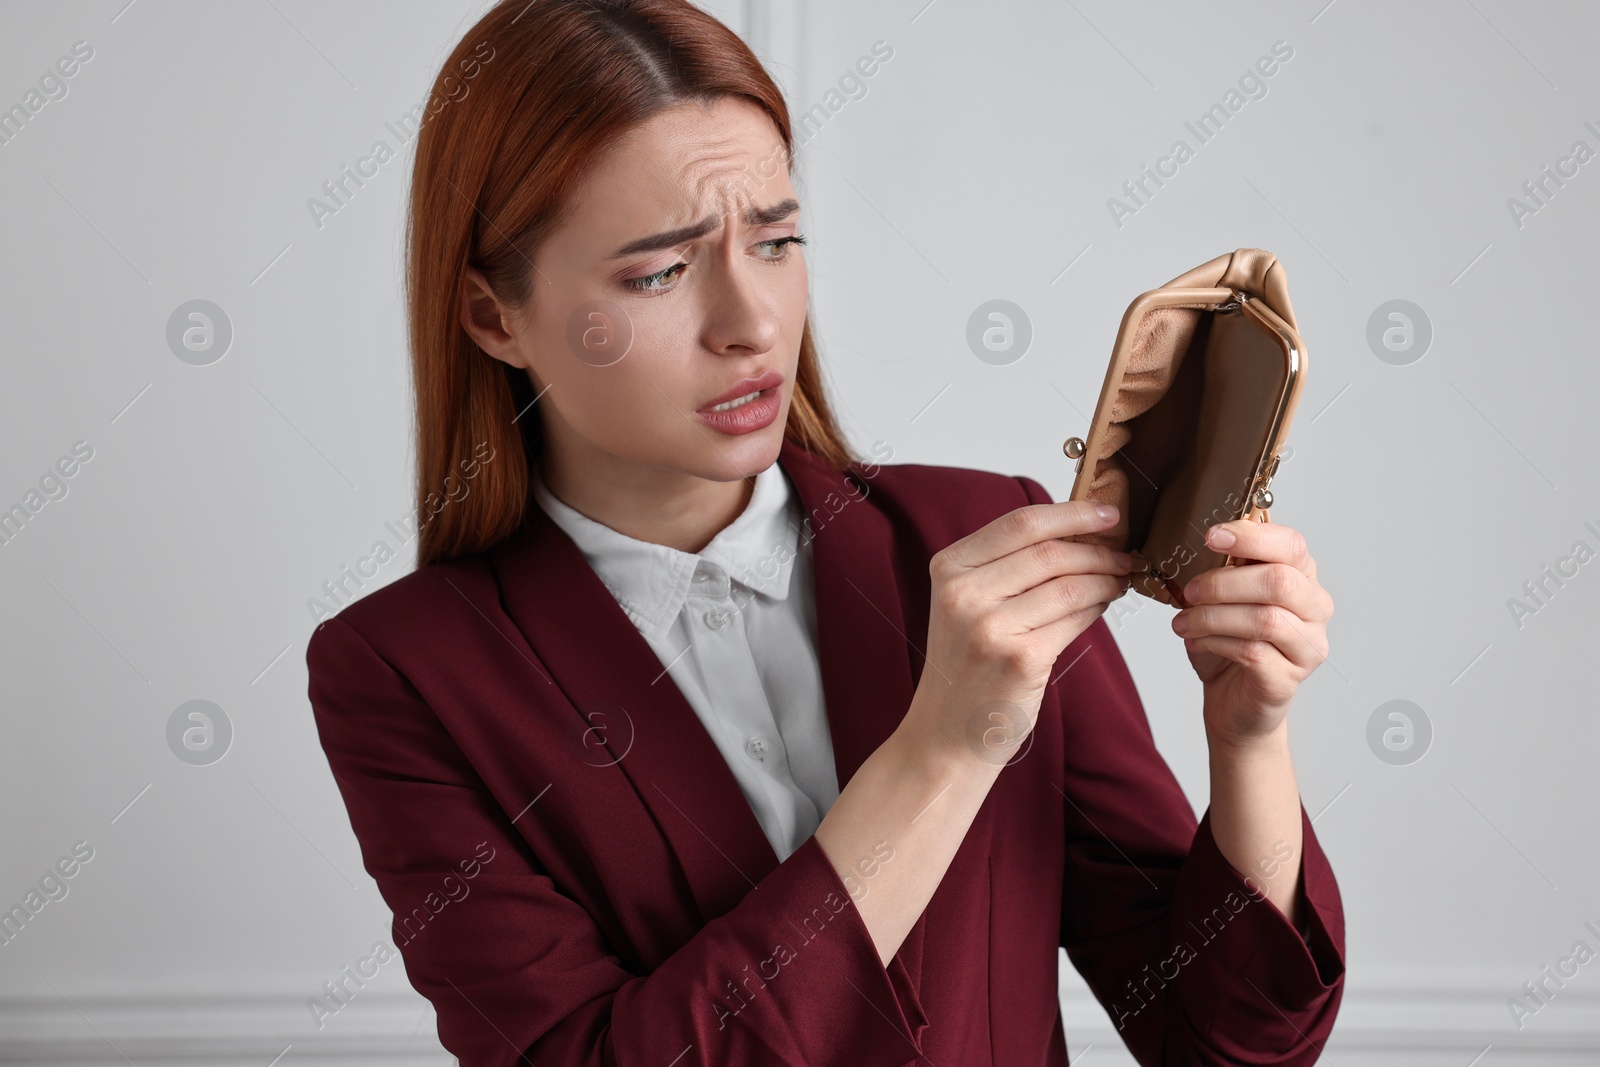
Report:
1076,306,1209,555
1077,305,1287,578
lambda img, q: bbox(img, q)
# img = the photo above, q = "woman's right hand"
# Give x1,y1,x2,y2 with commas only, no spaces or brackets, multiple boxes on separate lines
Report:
903,500,1133,768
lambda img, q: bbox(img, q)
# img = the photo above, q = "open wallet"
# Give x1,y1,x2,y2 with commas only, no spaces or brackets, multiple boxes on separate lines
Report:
1060,248,1307,610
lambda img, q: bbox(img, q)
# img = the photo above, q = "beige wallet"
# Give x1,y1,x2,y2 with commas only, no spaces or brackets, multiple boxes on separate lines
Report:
1061,248,1307,609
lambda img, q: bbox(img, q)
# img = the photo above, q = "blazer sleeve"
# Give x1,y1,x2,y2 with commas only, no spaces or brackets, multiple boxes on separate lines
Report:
1014,475,1346,1066
305,614,927,1067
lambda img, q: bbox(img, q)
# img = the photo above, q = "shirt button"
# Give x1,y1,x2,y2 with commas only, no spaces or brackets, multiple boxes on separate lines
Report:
703,608,727,629
745,736,769,761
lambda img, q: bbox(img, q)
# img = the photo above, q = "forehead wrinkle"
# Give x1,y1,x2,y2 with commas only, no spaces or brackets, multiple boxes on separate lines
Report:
602,135,794,259
678,146,764,219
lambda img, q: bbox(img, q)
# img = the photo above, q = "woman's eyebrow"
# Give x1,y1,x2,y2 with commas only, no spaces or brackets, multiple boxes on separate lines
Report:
609,197,799,258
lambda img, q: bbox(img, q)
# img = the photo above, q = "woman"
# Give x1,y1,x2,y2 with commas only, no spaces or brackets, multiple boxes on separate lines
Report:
305,1,1345,1063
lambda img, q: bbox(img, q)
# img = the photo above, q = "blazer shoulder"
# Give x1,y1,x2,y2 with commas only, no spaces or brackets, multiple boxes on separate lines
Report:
306,551,496,657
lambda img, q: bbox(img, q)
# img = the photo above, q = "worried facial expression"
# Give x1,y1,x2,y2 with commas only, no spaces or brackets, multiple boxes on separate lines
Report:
481,95,809,484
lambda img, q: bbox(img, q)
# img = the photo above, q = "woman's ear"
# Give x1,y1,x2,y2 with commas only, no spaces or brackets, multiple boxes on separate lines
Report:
459,265,527,369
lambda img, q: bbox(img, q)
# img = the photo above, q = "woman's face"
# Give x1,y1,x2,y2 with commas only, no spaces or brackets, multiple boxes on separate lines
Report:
465,95,808,489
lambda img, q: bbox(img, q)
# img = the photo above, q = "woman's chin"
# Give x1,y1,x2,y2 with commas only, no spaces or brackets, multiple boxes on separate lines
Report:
680,426,785,479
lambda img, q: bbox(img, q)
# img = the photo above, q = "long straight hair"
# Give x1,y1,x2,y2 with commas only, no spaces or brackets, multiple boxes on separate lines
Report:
405,0,858,565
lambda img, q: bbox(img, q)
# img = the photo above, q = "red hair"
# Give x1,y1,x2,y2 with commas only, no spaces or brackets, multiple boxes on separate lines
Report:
405,0,858,564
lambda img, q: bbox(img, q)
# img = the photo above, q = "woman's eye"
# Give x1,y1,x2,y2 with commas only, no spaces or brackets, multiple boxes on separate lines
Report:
625,234,805,295
627,262,687,294
756,235,806,260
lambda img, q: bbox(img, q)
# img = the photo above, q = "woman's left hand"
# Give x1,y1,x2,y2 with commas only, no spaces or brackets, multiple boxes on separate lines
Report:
1172,519,1334,746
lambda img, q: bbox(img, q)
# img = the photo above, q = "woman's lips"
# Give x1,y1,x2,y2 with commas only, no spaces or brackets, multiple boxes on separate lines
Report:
695,369,784,435
698,371,784,411
695,385,781,435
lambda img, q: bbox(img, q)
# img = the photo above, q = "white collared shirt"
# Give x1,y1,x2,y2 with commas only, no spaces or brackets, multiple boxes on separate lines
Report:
530,461,840,862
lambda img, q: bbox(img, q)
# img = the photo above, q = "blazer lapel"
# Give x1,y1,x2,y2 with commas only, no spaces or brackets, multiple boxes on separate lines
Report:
485,440,921,934
487,505,776,923
776,440,920,789
778,439,929,982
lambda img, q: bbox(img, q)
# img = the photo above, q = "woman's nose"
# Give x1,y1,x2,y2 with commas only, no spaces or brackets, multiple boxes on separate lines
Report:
701,253,780,356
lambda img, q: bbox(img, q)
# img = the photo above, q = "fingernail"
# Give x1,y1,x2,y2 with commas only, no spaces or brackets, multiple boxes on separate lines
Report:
1208,525,1236,549
1095,504,1118,522
1172,612,1190,635
1183,579,1200,601
1112,550,1133,570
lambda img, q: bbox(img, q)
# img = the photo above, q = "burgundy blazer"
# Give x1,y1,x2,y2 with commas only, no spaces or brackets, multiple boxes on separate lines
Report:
305,438,1346,1066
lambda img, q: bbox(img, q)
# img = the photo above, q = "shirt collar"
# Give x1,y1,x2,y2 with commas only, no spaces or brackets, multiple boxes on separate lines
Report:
529,460,800,640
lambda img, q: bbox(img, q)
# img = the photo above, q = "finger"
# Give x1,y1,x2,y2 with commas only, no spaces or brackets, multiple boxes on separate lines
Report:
944,501,1122,572
1183,561,1332,622
1204,520,1316,579
1032,599,1113,658
1174,603,1327,672
1006,572,1130,633
981,533,1131,602
1181,634,1299,699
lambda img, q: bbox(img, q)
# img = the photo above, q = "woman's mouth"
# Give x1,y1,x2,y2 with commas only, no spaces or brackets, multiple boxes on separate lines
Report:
696,381,782,435
709,390,764,413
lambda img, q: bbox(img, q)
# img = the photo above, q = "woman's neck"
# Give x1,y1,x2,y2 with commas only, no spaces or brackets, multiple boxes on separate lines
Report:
536,445,757,555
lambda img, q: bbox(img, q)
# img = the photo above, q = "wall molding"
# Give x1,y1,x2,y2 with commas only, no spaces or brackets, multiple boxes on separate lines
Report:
0,990,445,1065
3,978,1597,1063
743,0,808,127
1060,973,1600,1059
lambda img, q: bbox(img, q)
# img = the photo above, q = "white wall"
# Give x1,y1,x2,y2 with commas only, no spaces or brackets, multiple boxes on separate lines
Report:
1,0,1596,1062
